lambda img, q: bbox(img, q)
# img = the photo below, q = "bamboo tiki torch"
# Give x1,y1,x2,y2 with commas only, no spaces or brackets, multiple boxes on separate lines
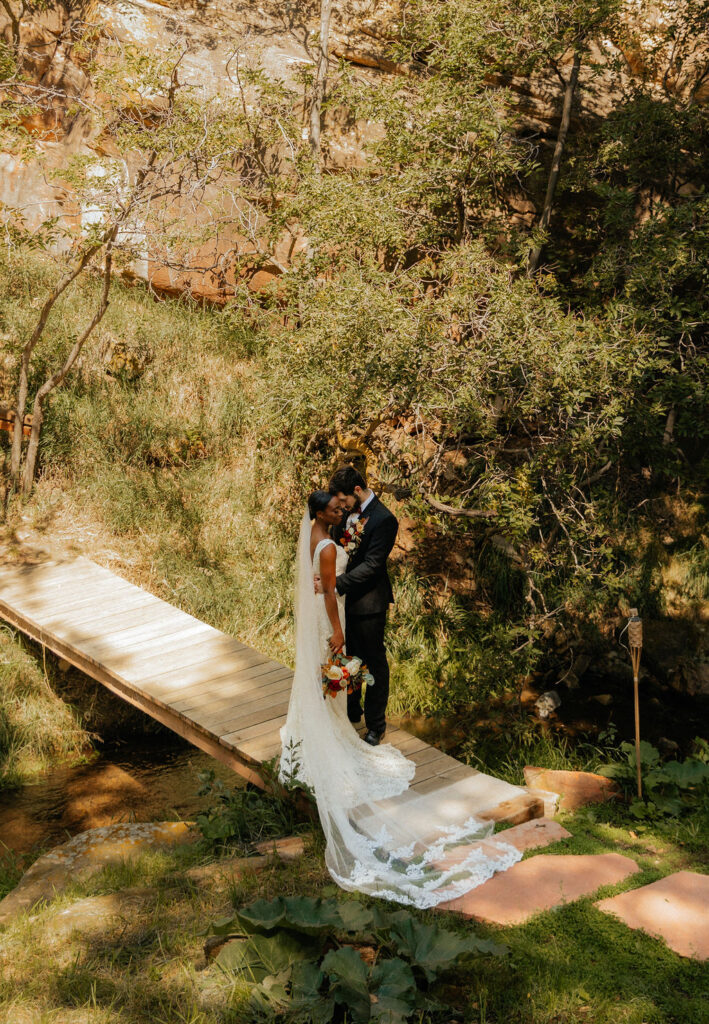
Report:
628,609,643,799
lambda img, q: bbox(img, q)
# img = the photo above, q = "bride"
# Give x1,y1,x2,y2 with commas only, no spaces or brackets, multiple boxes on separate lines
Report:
280,490,521,908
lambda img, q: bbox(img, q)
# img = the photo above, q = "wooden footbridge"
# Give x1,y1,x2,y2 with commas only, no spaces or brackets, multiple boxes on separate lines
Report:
0,557,539,821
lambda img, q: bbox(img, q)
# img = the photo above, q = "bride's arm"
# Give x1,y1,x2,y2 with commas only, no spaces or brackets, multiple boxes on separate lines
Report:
319,544,345,654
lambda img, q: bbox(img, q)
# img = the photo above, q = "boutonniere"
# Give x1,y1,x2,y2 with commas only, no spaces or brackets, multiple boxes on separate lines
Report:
340,516,367,555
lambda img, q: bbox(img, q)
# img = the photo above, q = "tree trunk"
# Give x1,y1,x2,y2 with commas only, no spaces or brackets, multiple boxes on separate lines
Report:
527,50,582,277
309,0,333,168
9,238,105,487
0,0,22,49
21,249,113,494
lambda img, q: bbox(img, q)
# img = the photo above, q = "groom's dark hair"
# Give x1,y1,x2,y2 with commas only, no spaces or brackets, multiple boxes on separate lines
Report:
329,464,366,495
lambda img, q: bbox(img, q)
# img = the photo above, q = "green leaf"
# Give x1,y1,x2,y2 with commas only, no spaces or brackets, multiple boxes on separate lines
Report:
322,945,372,1023
215,932,313,982
623,741,660,769
290,959,325,1000
370,957,418,1023
235,897,287,933
336,900,375,933
282,897,343,934
210,914,239,936
652,793,684,816
663,759,709,788
252,967,292,1009
235,895,370,937
387,915,505,981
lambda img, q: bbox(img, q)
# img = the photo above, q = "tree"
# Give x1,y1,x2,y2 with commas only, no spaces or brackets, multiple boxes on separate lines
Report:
1,21,285,494
309,0,333,168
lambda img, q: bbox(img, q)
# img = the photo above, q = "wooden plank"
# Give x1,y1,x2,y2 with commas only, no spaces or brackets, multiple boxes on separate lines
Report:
38,585,154,621
0,561,110,596
412,753,459,786
0,574,114,611
140,649,276,699
56,598,179,640
221,708,289,745
190,671,293,724
1,573,139,610
409,775,451,796
88,606,205,644
76,621,214,663
194,695,291,736
165,672,292,723
140,643,262,687
142,658,288,705
122,633,247,678
409,745,450,767
426,763,476,785
0,559,90,586
0,586,146,635
235,732,283,762
170,667,293,716
389,733,429,756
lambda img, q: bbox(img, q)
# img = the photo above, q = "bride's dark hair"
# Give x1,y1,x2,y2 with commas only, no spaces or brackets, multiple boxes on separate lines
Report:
307,489,333,520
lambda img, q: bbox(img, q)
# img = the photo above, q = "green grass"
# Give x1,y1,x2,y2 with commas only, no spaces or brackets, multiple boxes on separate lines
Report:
0,625,90,789
0,806,706,1024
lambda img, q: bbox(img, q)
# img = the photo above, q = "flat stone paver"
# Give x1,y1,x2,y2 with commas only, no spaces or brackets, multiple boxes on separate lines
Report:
494,817,571,853
596,871,709,960
434,818,570,878
441,853,640,924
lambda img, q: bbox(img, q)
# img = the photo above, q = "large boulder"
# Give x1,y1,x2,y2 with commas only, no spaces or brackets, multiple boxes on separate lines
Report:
0,821,197,925
523,767,621,811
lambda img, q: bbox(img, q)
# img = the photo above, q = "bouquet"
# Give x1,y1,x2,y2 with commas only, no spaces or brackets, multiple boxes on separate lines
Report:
340,516,367,555
322,652,374,700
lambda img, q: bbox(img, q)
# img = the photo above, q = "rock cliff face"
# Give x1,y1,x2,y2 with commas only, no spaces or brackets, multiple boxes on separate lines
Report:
1,0,706,299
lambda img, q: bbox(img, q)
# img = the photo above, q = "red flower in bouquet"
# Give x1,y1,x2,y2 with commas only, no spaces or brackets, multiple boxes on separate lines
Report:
321,652,375,700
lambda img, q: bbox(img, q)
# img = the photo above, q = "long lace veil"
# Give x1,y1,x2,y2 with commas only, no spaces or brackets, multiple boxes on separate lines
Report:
280,511,521,908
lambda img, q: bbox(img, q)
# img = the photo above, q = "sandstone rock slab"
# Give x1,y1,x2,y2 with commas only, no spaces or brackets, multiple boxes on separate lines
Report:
596,871,709,960
0,821,197,924
523,767,621,810
523,786,560,817
478,792,544,826
37,888,158,951
493,817,571,854
441,853,640,924
186,855,269,885
433,818,570,877
254,835,306,861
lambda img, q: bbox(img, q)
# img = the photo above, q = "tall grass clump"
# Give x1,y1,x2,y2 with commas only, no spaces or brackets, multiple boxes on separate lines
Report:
0,626,89,788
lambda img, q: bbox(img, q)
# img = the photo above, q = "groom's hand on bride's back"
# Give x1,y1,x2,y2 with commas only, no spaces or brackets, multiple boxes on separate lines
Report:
313,574,323,595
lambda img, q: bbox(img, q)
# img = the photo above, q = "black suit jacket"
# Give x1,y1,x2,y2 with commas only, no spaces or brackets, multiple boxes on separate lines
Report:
335,495,398,617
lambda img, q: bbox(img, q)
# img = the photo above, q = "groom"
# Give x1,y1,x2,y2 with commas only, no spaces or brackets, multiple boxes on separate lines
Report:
327,465,398,746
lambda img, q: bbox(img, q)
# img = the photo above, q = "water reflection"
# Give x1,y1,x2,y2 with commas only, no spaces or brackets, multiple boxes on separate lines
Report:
0,741,241,856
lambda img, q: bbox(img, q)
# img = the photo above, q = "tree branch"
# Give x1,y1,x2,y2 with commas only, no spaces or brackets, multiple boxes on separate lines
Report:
528,50,582,276
423,493,496,518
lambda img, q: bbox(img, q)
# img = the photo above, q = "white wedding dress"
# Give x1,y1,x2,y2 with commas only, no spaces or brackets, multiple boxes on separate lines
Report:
279,511,521,908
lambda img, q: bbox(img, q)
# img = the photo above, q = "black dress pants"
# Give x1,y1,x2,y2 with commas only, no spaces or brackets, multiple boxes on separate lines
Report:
345,612,389,734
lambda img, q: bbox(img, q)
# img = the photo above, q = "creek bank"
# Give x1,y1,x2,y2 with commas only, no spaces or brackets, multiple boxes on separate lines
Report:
0,737,242,861
0,821,197,925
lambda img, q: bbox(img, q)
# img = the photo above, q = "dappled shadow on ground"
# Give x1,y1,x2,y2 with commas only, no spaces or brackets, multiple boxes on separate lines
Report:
468,897,709,1024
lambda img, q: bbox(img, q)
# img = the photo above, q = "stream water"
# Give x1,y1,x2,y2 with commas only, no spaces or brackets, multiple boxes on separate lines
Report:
0,739,240,858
